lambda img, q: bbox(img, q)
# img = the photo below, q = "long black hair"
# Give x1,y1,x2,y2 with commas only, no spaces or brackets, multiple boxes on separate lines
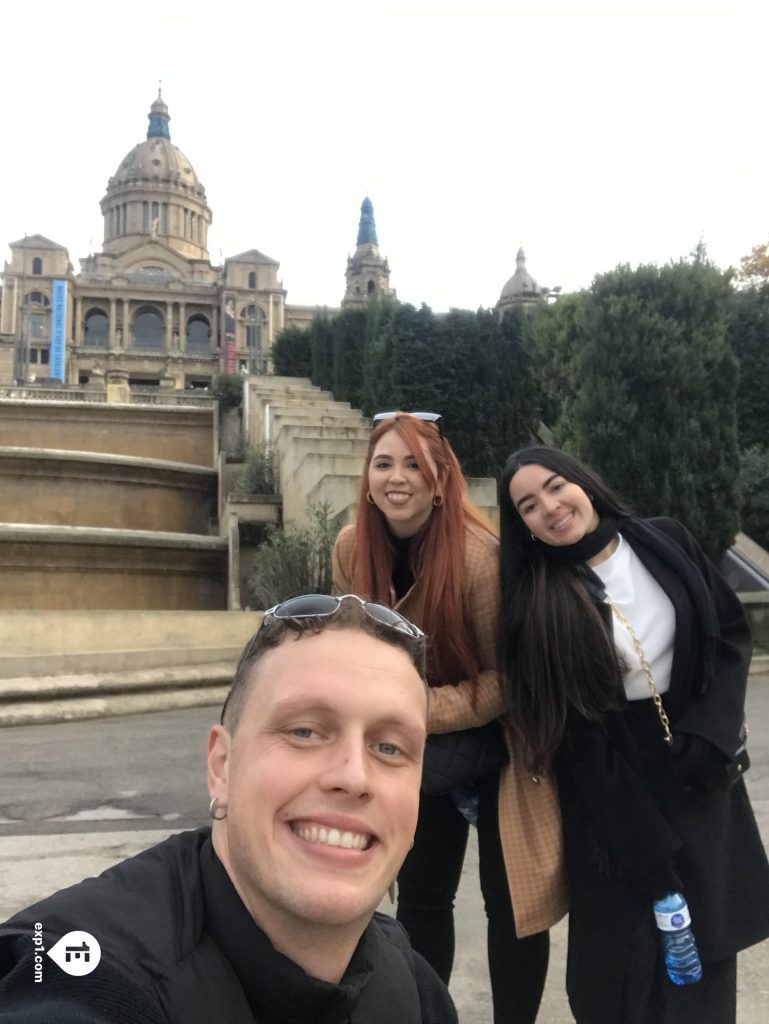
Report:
498,446,632,773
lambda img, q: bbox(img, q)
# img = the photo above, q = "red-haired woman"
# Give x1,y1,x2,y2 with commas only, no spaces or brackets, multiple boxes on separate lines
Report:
332,412,567,1024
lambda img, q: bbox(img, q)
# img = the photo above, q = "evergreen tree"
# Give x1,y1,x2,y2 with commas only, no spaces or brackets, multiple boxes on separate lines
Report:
728,284,769,450
272,325,311,378
360,298,397,415
739,445,769,549
525,292,589,449
550,253,739,558
309,314,334,392
331,309,367,408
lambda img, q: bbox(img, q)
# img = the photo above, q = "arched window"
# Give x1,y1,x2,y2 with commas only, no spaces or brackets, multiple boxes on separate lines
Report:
248,271,256,289
186,315,211,355
132,308,164,351
84,309,109,349
25,291,50,307
32,257,42,275
367,280,376,294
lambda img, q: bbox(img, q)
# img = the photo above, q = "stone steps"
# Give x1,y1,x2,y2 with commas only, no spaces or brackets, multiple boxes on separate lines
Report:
0,662,234,727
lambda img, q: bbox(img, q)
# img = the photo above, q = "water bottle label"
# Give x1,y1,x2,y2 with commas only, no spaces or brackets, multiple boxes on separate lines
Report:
654,905,692,931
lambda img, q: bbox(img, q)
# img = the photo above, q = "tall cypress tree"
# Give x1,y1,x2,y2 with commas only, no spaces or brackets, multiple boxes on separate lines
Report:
728,284,769,451
561,253,739,558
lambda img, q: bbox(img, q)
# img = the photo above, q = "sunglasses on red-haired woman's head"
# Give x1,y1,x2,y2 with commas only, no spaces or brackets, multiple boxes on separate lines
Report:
372,411,444,437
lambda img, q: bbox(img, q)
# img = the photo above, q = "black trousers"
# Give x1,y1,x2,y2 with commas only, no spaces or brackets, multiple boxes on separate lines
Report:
397,772,549,1024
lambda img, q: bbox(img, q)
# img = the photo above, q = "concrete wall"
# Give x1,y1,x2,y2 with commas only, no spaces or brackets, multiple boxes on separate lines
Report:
0,448,217,533
0,609,259,657
0,526,227,610
0,400,215,467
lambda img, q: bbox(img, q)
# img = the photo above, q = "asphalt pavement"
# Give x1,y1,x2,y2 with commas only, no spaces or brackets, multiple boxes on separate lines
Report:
1,680,768,1023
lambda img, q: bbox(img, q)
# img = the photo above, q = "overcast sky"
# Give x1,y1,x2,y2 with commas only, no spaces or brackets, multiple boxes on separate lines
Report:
1,0,767,312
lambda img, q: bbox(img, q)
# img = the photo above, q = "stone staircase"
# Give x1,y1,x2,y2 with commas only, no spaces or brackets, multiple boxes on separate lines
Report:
0,610,260,727
245,375,498,528
1,377,496,726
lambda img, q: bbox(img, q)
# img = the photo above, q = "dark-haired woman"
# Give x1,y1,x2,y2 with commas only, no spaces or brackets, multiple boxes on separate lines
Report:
333,415,567,1024
498,444,769,1024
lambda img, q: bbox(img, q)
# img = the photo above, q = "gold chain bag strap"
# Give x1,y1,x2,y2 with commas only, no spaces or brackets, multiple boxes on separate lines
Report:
605,596,673,745
606,595,751,784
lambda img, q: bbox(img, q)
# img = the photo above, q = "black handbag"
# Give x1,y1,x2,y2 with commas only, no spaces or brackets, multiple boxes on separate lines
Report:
420,722,509,797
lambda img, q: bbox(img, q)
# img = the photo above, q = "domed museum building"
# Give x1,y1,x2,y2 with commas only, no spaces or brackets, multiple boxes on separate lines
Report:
0,92,328,390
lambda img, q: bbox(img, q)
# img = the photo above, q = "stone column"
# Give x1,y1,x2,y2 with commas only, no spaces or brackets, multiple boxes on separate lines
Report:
165,301,173,352
109,298,117,349
105,368,130,404
74,296,83,345
121,298,128,349
179,301,186,352
268,293,273,343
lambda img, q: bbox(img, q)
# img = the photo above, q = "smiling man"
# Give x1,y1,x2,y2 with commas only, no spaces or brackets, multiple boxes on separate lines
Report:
0,595,457,1024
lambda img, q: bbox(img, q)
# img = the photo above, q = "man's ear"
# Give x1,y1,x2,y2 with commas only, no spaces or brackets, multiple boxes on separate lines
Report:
207,724,231,807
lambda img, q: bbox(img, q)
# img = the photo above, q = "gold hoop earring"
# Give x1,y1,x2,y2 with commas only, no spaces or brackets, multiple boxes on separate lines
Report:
209,796,227,821
366,491,375,505
433,495,443,508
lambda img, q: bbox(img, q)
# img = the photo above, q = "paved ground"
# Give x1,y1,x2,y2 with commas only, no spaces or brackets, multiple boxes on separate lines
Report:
1,679,768,1022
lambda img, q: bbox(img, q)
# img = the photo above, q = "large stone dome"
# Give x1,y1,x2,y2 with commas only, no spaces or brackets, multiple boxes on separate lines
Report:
99,91,212,261
106,93,206,203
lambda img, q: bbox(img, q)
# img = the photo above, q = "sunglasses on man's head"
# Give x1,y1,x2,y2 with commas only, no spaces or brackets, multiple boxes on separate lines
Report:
264,593,425,641
372,411,444,437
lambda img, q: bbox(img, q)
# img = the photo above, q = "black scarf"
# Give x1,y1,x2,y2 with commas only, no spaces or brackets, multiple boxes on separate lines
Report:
540,513,622,565
539,513,721,692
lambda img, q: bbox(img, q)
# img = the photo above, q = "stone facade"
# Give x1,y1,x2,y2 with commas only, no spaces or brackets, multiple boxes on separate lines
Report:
0,92,329,391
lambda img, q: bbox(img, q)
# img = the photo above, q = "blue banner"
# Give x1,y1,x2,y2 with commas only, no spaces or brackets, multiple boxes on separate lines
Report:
50,279,67,381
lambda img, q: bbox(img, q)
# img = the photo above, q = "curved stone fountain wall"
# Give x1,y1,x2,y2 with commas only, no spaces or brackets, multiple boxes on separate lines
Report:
0,400,226,611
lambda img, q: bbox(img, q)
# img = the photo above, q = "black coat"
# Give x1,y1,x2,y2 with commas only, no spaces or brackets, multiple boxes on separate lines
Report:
557,518,769,1022
0,828,457,1024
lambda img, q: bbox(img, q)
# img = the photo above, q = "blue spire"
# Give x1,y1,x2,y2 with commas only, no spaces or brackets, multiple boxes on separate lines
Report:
147,87,171,140
356,196,378,246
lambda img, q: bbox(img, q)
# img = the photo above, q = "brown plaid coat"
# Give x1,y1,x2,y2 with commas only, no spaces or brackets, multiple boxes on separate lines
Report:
332,520,568,937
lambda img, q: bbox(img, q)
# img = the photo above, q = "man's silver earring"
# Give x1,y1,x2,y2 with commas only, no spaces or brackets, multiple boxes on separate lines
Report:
209,796,227,820
530,531,536,541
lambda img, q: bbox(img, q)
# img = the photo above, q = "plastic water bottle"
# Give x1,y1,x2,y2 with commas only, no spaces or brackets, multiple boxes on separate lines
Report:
653,892,703,985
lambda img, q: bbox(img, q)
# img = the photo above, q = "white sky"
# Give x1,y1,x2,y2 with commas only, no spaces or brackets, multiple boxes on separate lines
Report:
1,0,768,312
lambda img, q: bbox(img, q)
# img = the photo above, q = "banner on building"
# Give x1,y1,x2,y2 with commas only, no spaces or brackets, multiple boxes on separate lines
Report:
50,279,68,381
222,293,236,373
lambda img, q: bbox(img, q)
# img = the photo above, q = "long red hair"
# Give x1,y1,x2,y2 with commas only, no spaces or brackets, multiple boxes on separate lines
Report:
352,414,496,683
